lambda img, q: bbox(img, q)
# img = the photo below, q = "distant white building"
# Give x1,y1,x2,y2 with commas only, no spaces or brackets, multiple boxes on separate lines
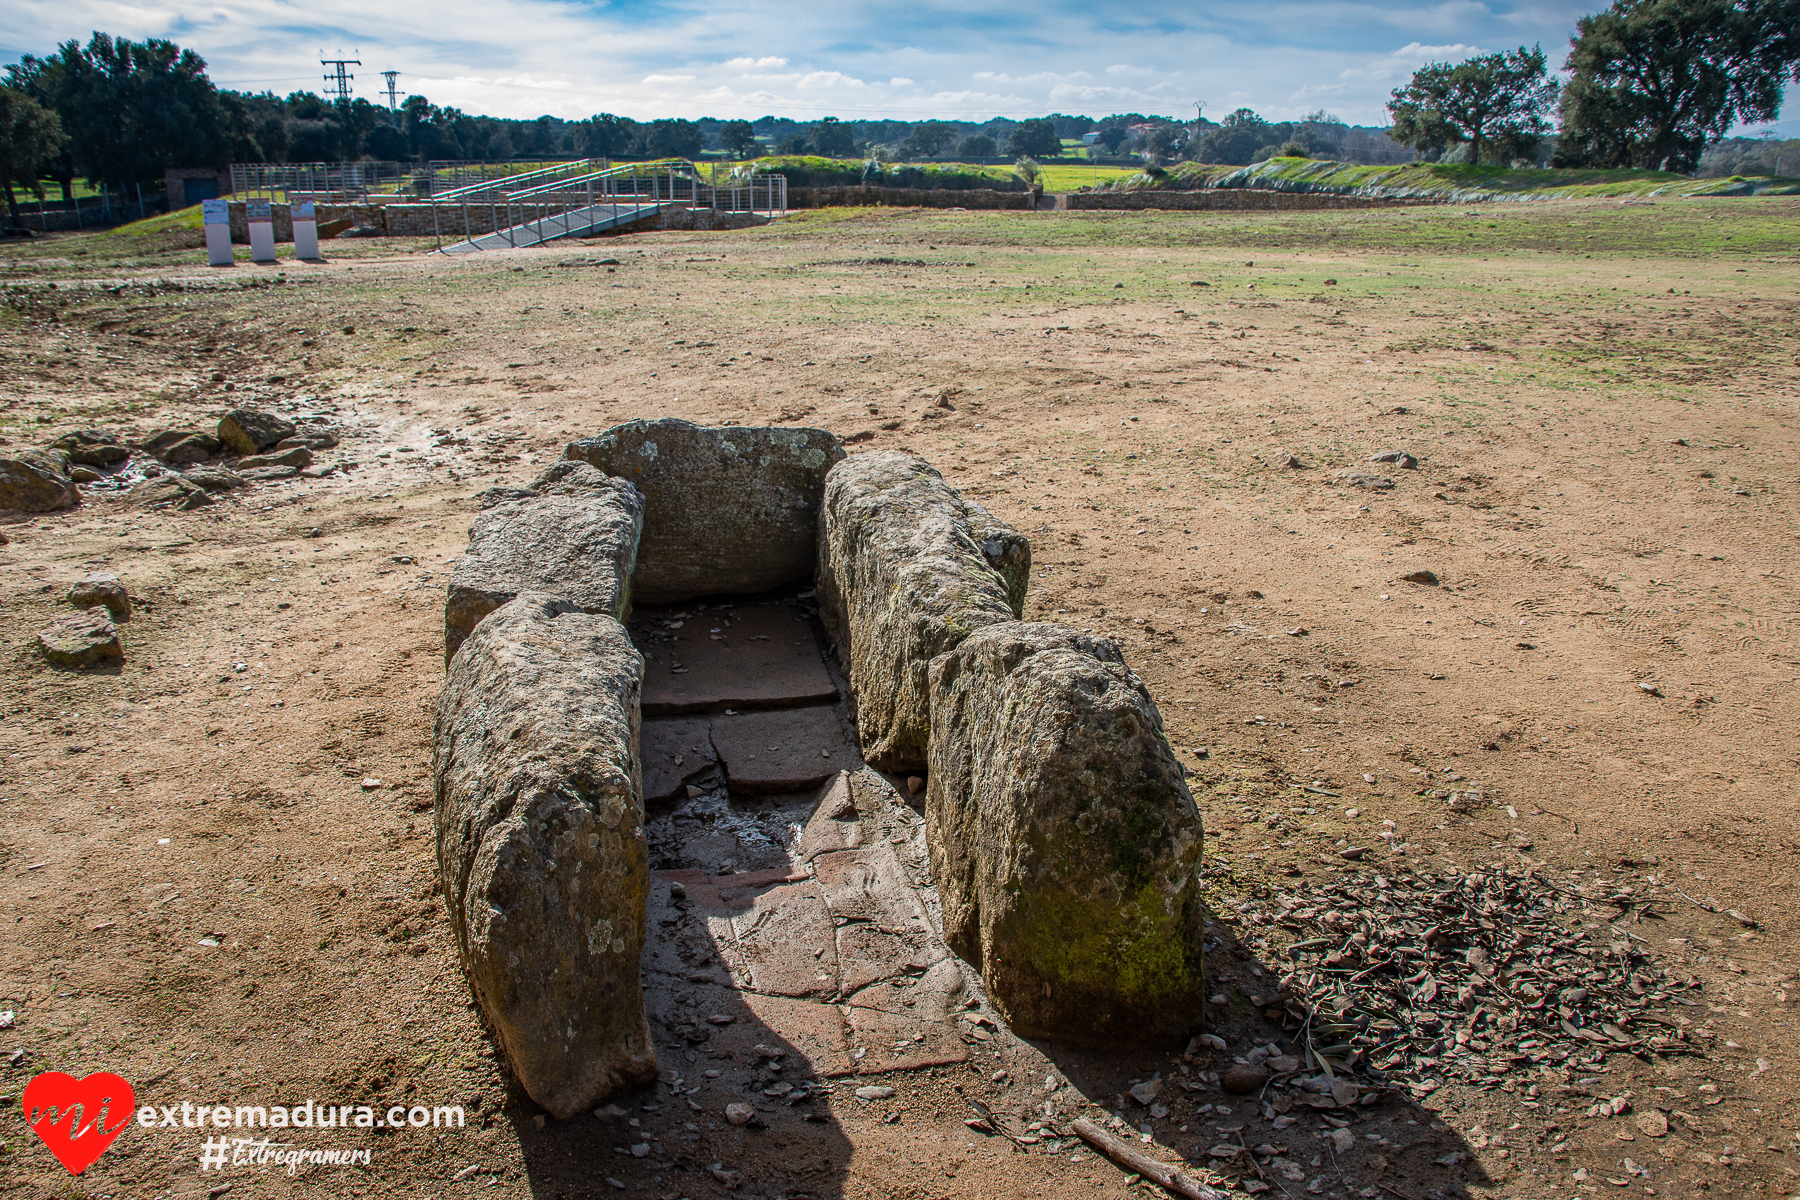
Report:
1081,132,1100,146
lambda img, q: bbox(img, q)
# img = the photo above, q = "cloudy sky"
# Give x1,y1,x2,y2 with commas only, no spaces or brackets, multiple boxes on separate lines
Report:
4,0,1794,133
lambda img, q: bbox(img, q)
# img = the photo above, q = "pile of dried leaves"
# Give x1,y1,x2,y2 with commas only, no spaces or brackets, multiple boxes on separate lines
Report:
1237,865,1705,1098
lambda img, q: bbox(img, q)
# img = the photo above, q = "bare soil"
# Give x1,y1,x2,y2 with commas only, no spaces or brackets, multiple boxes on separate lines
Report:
1,197,1798,1200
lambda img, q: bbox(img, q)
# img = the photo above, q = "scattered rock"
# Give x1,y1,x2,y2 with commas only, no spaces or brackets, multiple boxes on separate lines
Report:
236,447,313,470
434,593,656,1118
1369,450,1418,469
1399,569,1440,586
1333,468,1395,491
272,430,339,452
51,430,128,467
724,1103,756,1125
0,452,79,512
1638,682,1662,697
562,418,844,603
182,465,249,493
443,469,643,662
67,573,130,620
1270,453,1306,469
68,465,105,483
129,476,213,511
38,607,123,667
144,429,223,464
906,775,925,796
1128,1079,1162,1104
854,1086,895,1101
239,466,299,482
927,621,1204,1046
1221,1064,1269,1094
218,409,297,455
1635,1110,1669,1138
817,451,1028,771
1328,1126,1356,1153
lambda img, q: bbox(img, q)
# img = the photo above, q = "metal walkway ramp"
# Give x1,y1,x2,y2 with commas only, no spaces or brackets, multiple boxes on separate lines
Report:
438,201,667,254
425,160,787,255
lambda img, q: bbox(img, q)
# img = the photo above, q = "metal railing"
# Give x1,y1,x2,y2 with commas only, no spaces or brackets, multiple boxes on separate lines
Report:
428,160,788,251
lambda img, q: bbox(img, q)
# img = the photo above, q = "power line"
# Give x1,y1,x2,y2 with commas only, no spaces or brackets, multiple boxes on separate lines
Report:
321,55,360,103
381,70,401,110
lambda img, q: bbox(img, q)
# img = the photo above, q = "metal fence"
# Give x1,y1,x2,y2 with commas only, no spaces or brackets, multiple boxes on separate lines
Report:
226,158,789,205
426,160,788,250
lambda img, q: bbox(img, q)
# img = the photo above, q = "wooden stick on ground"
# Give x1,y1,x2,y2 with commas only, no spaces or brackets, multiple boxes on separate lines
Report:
1070,1118,1233,1200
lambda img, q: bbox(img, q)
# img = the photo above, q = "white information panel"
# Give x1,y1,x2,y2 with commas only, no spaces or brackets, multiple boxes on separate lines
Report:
201,198,233,266
292,198,320,260
246,197,277,263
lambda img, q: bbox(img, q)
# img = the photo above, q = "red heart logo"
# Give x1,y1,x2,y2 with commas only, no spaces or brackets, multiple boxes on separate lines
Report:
22,1071,135,1175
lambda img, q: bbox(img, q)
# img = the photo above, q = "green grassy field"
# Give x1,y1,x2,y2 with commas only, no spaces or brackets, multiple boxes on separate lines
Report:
1102,157,1800,200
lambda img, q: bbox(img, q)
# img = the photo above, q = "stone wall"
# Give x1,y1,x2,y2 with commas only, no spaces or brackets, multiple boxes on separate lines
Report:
788,187,1034,210
1061,188,1410,211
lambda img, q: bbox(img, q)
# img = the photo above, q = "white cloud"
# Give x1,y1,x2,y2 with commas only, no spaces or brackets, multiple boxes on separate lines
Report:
0,0,1592,125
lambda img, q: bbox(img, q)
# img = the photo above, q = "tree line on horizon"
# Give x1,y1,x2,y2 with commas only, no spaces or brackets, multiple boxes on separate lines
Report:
0,0,1796,220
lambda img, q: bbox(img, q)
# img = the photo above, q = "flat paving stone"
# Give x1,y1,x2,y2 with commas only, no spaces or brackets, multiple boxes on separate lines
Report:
811,846,930,928
721,881,839,999
708,705,856,793
640,716,717,804
643,771,977,1086
641,603,839,715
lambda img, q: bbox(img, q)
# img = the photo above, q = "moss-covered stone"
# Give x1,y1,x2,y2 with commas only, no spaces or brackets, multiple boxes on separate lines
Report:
816,451,1029,772
562,419,843,603
433,593,656,1117
926,621,1204,1046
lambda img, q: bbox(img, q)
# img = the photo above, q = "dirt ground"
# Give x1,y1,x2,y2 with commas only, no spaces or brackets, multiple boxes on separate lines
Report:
1,196,1798,1200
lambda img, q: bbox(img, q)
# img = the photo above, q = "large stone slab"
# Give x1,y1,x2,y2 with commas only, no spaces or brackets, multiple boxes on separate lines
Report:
562,419,844,604
640,603,838,715
639,716,717,804
38,607,122,667
218,408,296,455
443,467,643,662
925,621,1205,1048
0,452,78,513
51,430,128,467
708,706,856,793
433,593,656,1118
815,451,1029,772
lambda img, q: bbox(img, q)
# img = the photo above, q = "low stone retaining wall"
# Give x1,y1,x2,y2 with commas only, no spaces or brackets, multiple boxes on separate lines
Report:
788,186,1033,210
1063,188,1412,211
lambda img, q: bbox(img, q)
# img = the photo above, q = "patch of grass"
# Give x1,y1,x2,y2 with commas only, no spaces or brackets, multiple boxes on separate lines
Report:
1037,163,1140,192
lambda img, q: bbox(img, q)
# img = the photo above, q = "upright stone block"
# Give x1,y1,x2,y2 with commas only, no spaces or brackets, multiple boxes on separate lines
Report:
444,466,643,662
815,451,1028,771
925,621,1204,1047
434,593,656,1117
562,419,844,604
